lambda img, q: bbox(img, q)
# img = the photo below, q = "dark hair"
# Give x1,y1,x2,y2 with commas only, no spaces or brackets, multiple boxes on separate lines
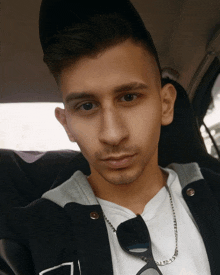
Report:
43,13,161,84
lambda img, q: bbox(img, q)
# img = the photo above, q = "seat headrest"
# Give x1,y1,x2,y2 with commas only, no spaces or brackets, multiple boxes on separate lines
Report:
158,78,220,173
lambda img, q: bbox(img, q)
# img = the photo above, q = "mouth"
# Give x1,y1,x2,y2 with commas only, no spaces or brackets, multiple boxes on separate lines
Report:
102,154,136,169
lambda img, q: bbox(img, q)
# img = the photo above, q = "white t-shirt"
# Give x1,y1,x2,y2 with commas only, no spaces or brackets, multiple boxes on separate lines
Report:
97,167,211,275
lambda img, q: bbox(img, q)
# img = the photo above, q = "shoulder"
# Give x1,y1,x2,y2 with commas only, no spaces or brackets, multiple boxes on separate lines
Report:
0,198,80,274
167,162,220,203
200,167,220,201
0,198,72,244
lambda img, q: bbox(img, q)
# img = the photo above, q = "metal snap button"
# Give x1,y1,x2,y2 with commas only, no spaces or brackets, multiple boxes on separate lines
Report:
90,211,99,220
186,188,195,196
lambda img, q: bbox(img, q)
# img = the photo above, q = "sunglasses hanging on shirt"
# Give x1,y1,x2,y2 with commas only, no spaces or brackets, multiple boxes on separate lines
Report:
103,184,178,274
116,214,163,275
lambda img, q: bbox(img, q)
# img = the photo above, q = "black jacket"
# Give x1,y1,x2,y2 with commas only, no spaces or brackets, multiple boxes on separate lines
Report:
0,163,220,275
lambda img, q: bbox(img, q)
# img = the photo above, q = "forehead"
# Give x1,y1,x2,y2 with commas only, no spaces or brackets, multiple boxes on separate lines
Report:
59,39,160,100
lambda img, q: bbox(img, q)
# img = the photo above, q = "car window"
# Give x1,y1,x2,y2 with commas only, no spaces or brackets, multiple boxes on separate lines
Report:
0,103,80,151
201,74,220,158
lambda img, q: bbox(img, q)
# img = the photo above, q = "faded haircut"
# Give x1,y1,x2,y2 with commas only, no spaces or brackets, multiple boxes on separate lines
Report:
43,13,162,85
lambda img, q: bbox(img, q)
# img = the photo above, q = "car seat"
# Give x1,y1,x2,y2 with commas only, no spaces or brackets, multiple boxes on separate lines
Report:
158,78,220,173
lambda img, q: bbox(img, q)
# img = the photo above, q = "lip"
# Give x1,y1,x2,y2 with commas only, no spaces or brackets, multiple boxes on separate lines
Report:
102,154,136,169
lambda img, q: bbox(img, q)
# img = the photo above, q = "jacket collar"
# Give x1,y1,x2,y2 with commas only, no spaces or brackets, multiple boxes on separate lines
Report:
168,162,203,188
42,170,98,207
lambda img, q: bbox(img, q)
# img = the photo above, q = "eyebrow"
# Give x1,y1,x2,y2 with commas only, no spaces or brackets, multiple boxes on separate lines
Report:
64,82,148,105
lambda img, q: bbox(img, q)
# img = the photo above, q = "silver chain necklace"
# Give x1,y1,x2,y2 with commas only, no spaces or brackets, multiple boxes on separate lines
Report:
102,184,178,266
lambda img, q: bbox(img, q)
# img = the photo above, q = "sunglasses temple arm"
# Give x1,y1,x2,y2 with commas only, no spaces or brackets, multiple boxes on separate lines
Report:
136,262,163,275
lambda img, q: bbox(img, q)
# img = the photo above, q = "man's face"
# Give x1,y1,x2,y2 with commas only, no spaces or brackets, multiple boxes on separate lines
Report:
55,39,176,186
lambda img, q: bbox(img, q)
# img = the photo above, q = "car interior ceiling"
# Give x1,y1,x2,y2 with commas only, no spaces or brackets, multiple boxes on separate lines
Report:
2,0,220,103
1,0,220,208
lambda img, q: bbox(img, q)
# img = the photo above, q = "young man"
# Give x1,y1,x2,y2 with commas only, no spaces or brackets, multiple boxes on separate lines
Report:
0,0,220,274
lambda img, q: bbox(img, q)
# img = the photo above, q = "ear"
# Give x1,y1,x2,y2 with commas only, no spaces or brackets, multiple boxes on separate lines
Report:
160,83,177,126
55,107,76,142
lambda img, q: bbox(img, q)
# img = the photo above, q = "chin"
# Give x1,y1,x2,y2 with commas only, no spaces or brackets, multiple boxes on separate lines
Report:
102,166,143,186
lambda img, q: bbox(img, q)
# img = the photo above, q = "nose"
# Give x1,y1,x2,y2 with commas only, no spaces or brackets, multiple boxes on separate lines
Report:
99,108,129,146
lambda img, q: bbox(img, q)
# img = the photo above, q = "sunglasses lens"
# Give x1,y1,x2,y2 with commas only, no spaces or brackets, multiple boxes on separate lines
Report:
140,268,160,275
117,215,150,253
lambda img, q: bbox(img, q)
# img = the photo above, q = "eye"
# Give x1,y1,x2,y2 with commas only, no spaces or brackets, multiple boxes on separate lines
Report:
74,101,99,113
79,102,95,111
121,94,139,102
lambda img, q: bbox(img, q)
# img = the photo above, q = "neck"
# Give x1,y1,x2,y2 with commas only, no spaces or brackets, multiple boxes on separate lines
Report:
88,163,168,215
